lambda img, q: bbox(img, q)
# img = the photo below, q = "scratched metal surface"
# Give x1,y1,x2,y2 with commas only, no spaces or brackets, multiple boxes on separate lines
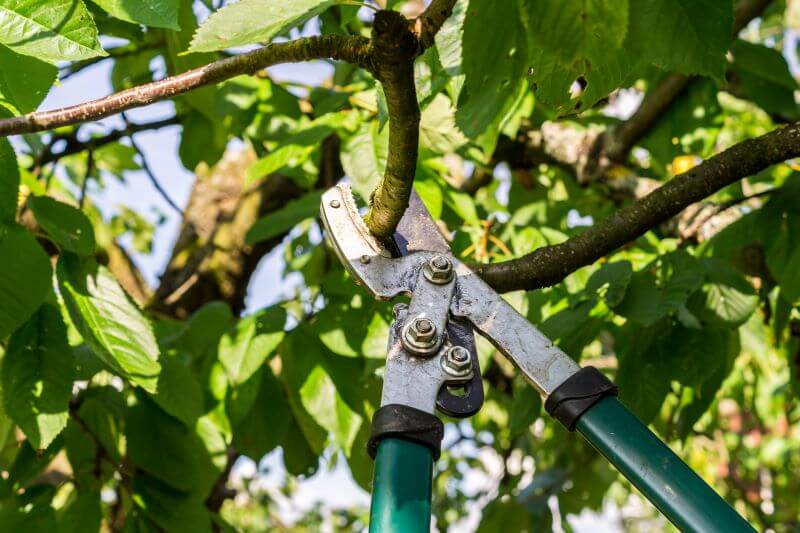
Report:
321,183,579,398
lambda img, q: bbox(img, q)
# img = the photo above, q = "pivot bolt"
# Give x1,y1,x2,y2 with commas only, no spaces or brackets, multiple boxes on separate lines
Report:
442,345,472,378
402,316,439,355
329,199,340,208
423,255,454,284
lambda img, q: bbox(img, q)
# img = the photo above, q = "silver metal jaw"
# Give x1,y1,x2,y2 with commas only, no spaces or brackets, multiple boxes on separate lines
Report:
320,184,579,416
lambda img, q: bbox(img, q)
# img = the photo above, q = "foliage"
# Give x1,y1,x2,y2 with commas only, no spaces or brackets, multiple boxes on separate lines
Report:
0,0,799,531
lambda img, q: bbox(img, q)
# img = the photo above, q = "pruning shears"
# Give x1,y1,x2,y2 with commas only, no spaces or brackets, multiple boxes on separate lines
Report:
320,184,754,533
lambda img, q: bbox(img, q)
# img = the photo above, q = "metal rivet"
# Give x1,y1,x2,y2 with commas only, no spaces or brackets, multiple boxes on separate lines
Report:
359,254,371,264
329,199,341,208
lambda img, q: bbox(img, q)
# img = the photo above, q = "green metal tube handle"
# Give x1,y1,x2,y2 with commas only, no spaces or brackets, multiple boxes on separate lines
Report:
576,396,754,533
369,438,433,533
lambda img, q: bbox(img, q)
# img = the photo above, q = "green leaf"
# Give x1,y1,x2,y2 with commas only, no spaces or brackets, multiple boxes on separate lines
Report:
230,367,290,459
131,473,214,532
0,137,19,224
88,0,179,29
508,376,541,438
730,39,800,120
585,261,633,307
282,413,319,476
2,305,74,449
56,490,102,533
688,259,758,328
340,120,389,200
457,0,527,136
56,254,161,392
626,0,733,81
247,124,335,184
0,225,52,339
245,190,323,245
0,45,55,114
29,196,96,256
74,387,124,462
219,306,286,386
126,393,218,494
420,93,468,154
615,250,705,325
166,301,234,357
524,0,627,63
178,111,227,170
0,0,107,64
154,355,204,425
188,0,341,53
299,365,362,455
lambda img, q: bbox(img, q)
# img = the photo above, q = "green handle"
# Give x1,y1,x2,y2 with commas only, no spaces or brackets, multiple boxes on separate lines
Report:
369,438,433,533
576,396,754,533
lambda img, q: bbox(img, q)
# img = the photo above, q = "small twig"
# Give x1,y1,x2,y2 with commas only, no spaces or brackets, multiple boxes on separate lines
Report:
37,116,181,167
79,148,95,208
121,113,183,215
679,188,775,244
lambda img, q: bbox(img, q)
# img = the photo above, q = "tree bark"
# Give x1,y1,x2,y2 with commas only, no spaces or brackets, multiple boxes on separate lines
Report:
475,122,800,292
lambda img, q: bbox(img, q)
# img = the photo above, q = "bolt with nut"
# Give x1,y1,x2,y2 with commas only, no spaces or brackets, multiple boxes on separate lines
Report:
442,345,472,378
423,254,454,284
401,315,439,355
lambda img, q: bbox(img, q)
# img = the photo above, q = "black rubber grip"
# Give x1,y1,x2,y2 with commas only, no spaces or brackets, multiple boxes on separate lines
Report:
367,404,444,460
544,366,618,431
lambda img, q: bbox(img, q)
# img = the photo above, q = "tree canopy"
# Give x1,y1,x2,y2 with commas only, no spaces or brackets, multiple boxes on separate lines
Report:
0,0,799,530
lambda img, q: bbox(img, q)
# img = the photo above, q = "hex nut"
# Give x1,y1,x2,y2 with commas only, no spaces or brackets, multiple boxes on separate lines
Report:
442,345,472,377
401,316,439,355
409,317,435,342
423,255,454,284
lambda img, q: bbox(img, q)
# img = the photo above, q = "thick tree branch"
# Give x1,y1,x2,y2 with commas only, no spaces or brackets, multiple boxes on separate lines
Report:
0,35,371,137
363,11,421,240
475,123,800,292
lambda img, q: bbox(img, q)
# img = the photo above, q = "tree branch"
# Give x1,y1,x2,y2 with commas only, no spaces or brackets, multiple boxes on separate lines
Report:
475,122,800,292
121,113,183,215
363,11,421,240
0,35,371,137
37,116,181,167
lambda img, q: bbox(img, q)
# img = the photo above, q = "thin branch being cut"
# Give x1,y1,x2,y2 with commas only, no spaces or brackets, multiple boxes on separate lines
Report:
0,35,372,137
475,122,800,292
363,10,421,240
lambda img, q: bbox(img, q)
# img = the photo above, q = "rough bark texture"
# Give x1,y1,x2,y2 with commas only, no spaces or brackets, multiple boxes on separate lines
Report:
149,150,299,319
150,138,343,320
363,10,421,241
476,122,800,292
